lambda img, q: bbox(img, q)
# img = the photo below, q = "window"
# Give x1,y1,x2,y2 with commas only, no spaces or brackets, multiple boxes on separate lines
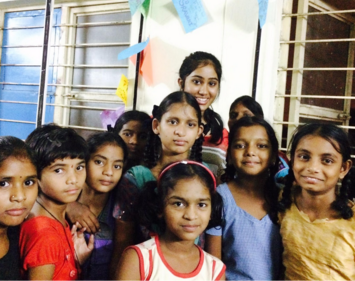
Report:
275,0,355,149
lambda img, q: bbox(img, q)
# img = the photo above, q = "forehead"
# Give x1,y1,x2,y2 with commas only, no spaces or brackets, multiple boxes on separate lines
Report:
166,177,211,198
296,135,341,154
231,102,253,113
0,156,36,174
49,157,84,166
234,125,268,140
120,120,144,132
94,144,124,156
188,64,218,79
163,103,198,119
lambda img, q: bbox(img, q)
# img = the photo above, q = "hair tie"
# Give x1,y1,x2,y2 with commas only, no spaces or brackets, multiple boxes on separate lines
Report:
152,105,159,117
157,160,216,190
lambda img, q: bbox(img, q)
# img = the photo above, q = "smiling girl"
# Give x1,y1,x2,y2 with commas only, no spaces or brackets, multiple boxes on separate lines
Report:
278,123,355,280
178,52,228,178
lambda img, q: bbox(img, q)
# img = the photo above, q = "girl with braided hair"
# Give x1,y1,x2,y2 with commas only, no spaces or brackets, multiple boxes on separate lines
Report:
110,91,205,277
278,123,354,280
205,116,282,280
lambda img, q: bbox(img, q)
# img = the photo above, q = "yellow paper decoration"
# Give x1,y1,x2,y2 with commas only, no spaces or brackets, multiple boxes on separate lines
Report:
115,74,128,105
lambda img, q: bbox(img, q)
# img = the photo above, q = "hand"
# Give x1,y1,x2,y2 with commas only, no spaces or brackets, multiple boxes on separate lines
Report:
71,222,95,265
66,201,100,234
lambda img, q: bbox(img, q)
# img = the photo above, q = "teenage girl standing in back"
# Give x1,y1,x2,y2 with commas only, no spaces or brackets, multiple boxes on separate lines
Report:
205,117,282,280
178,51,228,178
278,123,354,280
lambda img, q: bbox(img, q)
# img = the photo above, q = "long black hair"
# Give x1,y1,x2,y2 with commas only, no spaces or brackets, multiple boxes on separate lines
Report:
144,91,204,168
229,95,264,119
278,123,354,219
136,161,223,234
222,117,280,223
179,51,224,144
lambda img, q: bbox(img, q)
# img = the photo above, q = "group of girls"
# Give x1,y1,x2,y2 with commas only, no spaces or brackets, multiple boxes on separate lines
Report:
0,50,355,281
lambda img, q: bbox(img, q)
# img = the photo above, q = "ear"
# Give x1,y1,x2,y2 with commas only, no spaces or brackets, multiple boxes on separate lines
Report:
196,124,204,139
339,159,352,180
152,118,160,135
178,78,183,90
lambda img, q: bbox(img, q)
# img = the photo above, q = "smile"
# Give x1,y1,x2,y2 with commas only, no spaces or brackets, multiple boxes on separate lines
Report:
196,98,209,105
6,208,26,216
302,176,323,183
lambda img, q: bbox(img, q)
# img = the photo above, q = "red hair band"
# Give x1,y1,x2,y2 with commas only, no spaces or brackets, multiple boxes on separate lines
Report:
157,160,216,190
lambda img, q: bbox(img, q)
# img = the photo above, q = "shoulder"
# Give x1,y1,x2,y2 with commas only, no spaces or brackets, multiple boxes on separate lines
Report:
216,183,230,198
126,165,155,189
21,216,59,234
201,248,226,280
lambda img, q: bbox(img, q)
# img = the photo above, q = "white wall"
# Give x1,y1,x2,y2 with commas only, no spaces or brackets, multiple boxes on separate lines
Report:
130,0,262,128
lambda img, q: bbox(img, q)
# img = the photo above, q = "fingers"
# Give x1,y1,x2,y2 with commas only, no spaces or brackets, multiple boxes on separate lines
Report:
88,234,95,251
81,215,100,234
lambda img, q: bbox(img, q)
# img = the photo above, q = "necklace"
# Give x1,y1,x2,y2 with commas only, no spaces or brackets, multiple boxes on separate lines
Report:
36,199,81,272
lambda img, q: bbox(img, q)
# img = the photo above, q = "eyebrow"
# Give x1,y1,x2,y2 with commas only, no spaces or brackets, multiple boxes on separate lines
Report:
191,75,218,81
167,195,211,201
94,154,124,163
296,148,338,157
50,159,86,169
1,174,37,180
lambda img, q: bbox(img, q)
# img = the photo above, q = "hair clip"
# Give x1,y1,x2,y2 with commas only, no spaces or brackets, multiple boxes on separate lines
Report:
157,160,216,190
47,137,62,147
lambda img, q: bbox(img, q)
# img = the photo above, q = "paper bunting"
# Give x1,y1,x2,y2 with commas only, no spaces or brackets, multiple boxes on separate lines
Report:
115,74,129,105
172,0,208,33
129,0,145,16
100,106,125,130
258,0,268,28
117,38,150,61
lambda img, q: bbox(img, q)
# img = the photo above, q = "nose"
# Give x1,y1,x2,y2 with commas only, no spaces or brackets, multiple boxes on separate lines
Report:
103,163,113,176
307,159,320,173
244,145,255,156
129,134,138,145
198,82,208,95
174,124,186,137
183,205,197,220
66,169,78,185
10,186,27,202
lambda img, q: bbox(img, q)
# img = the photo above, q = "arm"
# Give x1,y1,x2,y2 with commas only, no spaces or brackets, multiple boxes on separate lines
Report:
28,264,55,280
115,248,140,281
110,218,136,279
66,201,100,234
205,234,222,260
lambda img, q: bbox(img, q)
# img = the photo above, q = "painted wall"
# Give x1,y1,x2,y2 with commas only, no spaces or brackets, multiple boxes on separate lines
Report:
128,0,262,128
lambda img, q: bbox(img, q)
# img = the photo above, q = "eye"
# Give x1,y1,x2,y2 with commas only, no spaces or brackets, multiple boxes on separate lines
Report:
168,119,178,125
257,144,268,149
94,160,103,165
209,81,217,87
123,132,132,137
24,179,35,186
229,112,237,119
54,168,63,174
244,113,253,117
0,181,9,188
198,202,208,208
234,143,245,149
188,122,197,128
297,154,309,161
323,158,334,165
192,79,201,85
77,165,85,171
173,201,185,208
114,164,122,170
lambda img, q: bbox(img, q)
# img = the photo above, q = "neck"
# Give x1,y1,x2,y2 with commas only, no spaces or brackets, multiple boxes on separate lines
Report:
35,193,67,225
295,188,338,221
79,184,109,216
234,174,267,197
159,152,190,167
159,232,196,254
0,226,8,239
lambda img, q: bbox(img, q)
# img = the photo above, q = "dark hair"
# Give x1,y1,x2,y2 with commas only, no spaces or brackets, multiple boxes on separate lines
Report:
87,131,128,171
179,51,224,144
144,91,204,168
229,95,264,119
0,136,37,169
136,162,222,234
112,110,151,134
25,123,88,177
278,123,354,219
222,117,280,223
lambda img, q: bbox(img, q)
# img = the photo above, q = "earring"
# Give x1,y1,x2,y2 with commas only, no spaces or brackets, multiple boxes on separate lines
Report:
336,178,342,195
